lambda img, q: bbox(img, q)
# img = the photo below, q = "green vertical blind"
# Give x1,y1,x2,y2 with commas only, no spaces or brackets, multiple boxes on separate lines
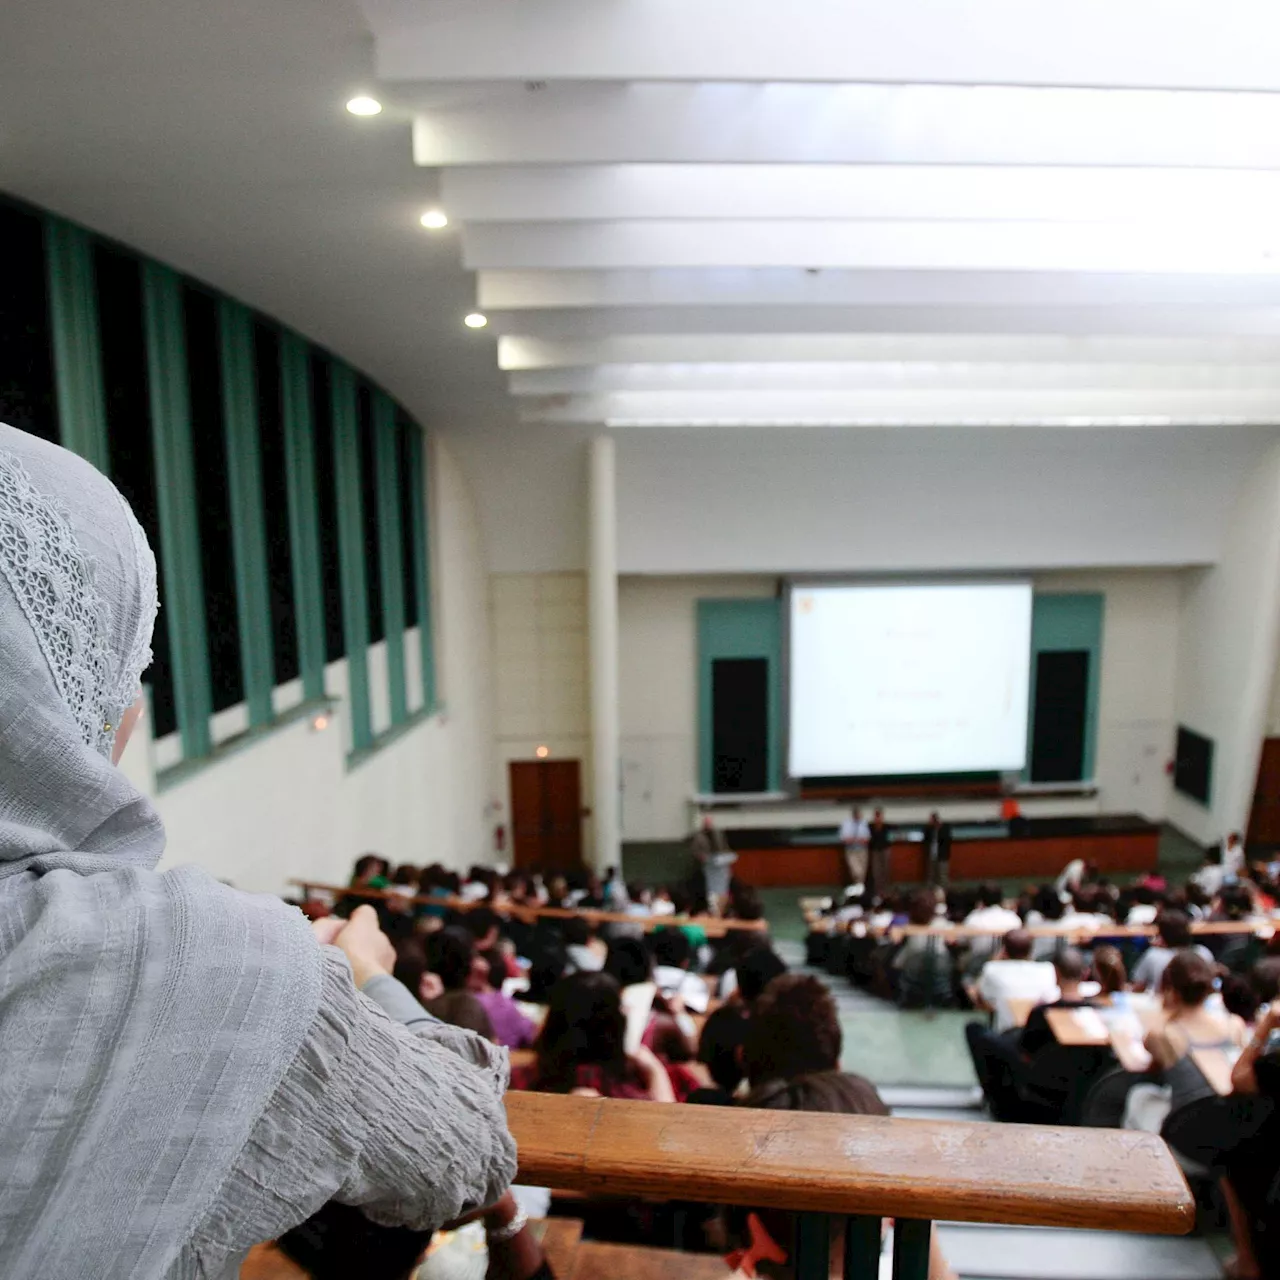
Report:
10,195,437,773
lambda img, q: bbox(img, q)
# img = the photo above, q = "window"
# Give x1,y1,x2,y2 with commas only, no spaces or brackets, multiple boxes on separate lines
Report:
253,320,300,688
397,415,421,631
184,283,243,714
0,202,57,442
357,382,385,645
94,244,177,739
309,352,346,664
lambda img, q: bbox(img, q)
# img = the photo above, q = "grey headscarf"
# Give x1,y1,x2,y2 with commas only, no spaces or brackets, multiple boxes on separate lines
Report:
0,423,322,1275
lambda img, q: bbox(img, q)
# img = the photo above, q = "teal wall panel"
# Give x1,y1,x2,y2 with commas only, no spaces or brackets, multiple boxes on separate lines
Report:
1027,592,1105,782
697,598,782,792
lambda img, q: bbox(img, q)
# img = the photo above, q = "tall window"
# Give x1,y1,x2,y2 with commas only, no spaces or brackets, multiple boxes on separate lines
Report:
0,204,57,441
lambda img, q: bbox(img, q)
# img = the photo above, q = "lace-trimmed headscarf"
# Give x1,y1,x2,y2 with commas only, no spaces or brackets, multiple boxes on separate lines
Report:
0,423,322,1276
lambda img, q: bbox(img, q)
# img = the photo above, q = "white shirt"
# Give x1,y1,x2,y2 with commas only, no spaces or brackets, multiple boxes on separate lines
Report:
964,906,1023,935
978,960,1061,1031
1222,840,1247,877
1126,904,1158,926
839,818,871,847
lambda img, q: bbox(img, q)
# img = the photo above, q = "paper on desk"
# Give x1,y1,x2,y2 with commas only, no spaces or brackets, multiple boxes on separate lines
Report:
622,981,657,1054
1071,1007,1110,1041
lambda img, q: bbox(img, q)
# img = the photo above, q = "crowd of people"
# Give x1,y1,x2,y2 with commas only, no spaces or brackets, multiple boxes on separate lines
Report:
808,854,1280,1277
287,855,959,1279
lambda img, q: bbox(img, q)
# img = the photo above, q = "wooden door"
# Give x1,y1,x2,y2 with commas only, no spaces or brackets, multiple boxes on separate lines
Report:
1248,738,1280,850
509,760,584,871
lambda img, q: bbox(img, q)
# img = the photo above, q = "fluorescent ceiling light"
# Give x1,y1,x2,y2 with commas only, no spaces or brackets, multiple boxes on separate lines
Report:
464,312,489,328
419,209,449,229
345,96,383,117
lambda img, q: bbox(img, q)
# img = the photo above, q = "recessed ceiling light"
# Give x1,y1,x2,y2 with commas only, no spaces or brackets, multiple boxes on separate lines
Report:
345,96,383,117
464,313,488,329
419,209,449,230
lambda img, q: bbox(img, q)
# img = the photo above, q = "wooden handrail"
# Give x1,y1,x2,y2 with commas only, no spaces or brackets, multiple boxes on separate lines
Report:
808,916,1274,941
290,880,768,936
504,1093,1194,1235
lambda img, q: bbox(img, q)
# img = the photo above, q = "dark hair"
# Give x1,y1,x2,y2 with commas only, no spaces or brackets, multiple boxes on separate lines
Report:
1031,884,1064,922
728,883,764,922
562,916,592,948
278,1201,430,1280
461,906,500,942
604,937,653,988
742,974,842,1086
428,926,475,992
1003,929,1033,961
534,972,626,1093
743,1069,888,1118
1052,947,1087,983
1221,973,1261,1025
351,853,387,882
977,882,1004,908
698,1003,750,1094
1091,945,1127,996
425,990,496,1041
906,889,936,927
478,947,507,992
1253,957,1280,1004
1156,910,1193,949
736,945,788,1006
1161,950,1215,1007
651,927,693,970
1219,885,1254,922
392,940,428,996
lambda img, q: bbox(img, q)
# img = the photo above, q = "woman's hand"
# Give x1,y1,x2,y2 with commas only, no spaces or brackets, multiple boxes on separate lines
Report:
316,905,396,988
628,1044,677,1103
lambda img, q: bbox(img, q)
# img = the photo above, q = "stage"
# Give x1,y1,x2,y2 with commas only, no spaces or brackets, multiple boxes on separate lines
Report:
724,814,1161,888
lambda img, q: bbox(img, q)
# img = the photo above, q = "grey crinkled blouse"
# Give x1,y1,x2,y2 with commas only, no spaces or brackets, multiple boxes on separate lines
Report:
175,949,517,1279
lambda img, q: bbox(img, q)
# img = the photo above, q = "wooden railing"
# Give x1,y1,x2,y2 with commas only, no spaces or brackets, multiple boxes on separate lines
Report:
807,912,1274,943
506,1092,1193,1278
290,880,768,936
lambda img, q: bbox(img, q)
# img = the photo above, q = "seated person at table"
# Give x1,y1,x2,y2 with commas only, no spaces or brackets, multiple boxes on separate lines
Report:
472,949,538,1049
510,971,677,1101
967,930,1060,1032
734,975,957,1280
1090,945,1129,999
651,926,711,1013
1018,948,1095,1056
1124,950,1249,1133
563,916,607,973
964,883,1023,935
1131,910,1212,992
691,1003,752,1105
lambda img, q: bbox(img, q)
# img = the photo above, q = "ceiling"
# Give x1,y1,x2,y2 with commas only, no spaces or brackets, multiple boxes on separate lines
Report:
6,2,1280,571
358,0,1280,430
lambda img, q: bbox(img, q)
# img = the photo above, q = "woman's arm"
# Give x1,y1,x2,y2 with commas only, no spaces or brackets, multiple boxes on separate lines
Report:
629,1044,678,1103
1231,1006,1280,1095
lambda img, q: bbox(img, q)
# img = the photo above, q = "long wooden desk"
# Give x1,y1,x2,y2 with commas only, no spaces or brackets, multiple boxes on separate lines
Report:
290,880,768,937
732,814,1160,887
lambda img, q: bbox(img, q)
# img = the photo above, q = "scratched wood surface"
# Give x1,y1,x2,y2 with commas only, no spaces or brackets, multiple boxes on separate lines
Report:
505,1092,1194,1235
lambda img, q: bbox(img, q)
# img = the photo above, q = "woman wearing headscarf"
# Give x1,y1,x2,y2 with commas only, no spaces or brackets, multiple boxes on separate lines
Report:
0,423,516,1278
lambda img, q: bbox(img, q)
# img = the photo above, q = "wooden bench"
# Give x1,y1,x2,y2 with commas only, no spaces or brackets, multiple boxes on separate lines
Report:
291,880,768,937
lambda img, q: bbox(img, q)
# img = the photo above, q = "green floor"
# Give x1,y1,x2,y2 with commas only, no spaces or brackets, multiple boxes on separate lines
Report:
759,887,979,1087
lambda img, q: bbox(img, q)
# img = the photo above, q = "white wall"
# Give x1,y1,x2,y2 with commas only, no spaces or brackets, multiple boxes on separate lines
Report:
614,426,1267,575
616,569,1184,840
123,437,495,895
488,571,593,855
1168,438,1280,844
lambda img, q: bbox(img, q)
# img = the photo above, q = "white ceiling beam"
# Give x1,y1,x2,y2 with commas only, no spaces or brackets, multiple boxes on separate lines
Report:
497,334,1280,370
410,83,1280,168
508,362,1280,397
483,305,1280,340
477,269,1280,311
444,164,1280,224
364,0,1280,91
462,220,1280,273
518,388,1280,426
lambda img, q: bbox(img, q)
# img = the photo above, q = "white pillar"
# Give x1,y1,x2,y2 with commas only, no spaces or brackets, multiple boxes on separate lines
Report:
588,435,620,873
